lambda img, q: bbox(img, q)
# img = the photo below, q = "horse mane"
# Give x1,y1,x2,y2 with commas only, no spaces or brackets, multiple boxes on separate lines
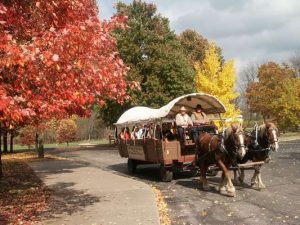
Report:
257,122,278,147
258,124,266,140
224,123,243,140
258,122,278,138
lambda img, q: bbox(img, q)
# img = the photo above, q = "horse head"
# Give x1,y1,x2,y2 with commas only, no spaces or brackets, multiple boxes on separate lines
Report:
224,123,247,159
263,123,279,152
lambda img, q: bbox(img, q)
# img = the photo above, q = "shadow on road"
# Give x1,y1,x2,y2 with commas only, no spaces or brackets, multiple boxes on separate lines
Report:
30,160,90,179
107,163,161,182
39,181,101,220
108,163,201,183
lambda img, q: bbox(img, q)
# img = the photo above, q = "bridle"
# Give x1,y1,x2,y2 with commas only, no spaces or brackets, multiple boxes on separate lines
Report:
266,128,279,145
232,130,246,153
251,124,278,152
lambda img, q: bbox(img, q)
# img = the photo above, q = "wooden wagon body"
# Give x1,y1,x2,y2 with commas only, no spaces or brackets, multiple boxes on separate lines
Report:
115,93,228,181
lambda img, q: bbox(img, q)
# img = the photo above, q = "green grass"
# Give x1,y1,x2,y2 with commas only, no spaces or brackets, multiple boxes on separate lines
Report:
280,132,300,137
12,139,109,151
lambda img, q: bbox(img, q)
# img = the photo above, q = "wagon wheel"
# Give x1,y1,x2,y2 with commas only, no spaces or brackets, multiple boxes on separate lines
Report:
160,164,173,182
127,159,137,174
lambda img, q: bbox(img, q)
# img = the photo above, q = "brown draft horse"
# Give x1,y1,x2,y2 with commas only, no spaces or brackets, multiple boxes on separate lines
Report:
234,122,279,189
197,123,246,197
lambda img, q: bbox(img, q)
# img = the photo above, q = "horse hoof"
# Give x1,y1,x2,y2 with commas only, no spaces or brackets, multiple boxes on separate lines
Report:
226,191,236,197
219,189,227,195
258,185,266,190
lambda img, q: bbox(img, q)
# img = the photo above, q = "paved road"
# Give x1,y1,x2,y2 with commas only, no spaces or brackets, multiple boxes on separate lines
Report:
29,152,159,225
54,141,300,225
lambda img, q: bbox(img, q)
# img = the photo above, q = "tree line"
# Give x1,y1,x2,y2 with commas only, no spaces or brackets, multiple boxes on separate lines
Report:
240,58,300,131
0,0,132,177
99,0,239,126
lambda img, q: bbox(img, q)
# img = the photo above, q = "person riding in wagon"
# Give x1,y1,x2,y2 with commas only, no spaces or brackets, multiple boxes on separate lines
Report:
175,106,193,146
191,104,210,125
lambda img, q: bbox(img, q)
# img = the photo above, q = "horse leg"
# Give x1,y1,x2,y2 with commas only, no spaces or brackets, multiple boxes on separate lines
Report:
217,159,236,197
257,166,266,189
251,166,259,187
233,169,241,185
219,171,227,195
200,164,210,191
239,169,245,183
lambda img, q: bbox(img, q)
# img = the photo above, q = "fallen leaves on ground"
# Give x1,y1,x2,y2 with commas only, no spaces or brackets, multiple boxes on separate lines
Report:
0,160,52,225
151,185,171,225
2,151,69,162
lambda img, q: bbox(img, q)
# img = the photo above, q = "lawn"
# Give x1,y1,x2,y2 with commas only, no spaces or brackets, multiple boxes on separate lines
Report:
12,139,109,151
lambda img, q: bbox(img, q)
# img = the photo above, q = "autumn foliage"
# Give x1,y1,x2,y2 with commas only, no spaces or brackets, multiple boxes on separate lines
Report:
246,62,300,129
195,43,240,127
19,126,36,148
0,0,130,127
56,118,78,144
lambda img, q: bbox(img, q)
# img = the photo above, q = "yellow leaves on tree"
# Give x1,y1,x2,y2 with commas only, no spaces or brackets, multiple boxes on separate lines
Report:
195,43,240,126
56,118,78,145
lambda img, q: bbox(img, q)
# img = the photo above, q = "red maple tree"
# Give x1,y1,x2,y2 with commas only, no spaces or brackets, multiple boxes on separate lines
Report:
0,0,135,173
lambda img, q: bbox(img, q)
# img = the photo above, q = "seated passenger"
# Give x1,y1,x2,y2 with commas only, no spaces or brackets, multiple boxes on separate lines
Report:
191,104,210,125
162,123,175,141
131,126,141,139
119,127,130,140
147,123,154,138
154,125,162,140
175,106,193,146
137,125,144,138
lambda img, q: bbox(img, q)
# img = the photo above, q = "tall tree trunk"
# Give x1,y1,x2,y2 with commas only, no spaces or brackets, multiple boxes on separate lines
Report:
35,132,39,152
3,131,8,153
36,133,44,158
38,138,44,158
0,129,2,178
9,130,14,153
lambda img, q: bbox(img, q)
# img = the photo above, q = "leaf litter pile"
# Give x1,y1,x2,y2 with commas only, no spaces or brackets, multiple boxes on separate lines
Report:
151,185,171,225
0,155,53,225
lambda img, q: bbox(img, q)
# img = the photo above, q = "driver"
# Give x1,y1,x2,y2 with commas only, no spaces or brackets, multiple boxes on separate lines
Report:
175,106,193,146
191,104,210,125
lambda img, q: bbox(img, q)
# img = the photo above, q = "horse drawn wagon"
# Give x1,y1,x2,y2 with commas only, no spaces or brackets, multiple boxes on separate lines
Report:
114,93,226,181
115,93,279,196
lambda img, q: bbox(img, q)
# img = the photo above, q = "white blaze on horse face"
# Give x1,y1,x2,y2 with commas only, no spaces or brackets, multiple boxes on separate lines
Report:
272,130,279,152
238,134,246,158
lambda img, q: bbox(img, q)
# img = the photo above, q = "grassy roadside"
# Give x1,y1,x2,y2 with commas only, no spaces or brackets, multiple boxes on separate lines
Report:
279,132,300,142
12,139,109,151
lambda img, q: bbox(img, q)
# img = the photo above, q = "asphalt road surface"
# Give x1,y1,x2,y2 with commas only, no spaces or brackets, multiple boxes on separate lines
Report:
55,140,300,225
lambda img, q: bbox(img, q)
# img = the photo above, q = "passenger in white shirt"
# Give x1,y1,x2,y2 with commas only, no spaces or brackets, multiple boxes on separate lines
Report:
175,106,193,145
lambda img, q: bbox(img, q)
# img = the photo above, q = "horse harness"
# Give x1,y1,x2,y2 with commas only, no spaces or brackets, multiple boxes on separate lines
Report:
247,124,272,153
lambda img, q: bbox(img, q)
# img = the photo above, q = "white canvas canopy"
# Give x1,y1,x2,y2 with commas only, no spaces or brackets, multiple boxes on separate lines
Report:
115,93,226,126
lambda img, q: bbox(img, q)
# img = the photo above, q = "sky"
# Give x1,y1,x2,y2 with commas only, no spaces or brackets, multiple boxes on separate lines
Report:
97,0,300,75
